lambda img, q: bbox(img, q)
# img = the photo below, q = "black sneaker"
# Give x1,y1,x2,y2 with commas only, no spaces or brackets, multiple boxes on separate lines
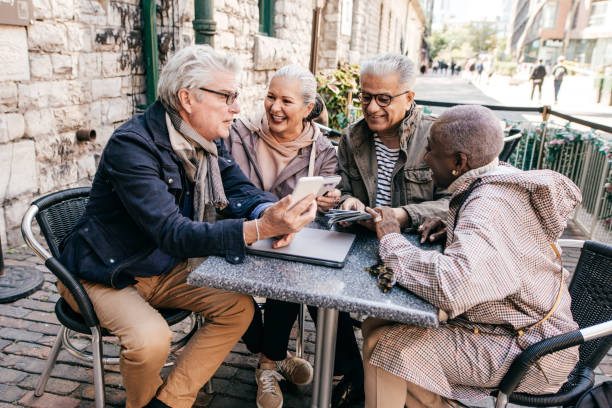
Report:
331,374,365,408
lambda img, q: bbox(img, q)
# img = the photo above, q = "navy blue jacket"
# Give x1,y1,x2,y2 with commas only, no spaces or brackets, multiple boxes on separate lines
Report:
59,101,277,289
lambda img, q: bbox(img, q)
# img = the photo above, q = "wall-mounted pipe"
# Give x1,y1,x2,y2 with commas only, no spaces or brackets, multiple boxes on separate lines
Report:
193,0,216,45
143,0,159,105
76,128,97,142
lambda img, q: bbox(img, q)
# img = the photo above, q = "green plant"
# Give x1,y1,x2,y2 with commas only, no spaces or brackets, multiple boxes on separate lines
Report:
317,62,361,131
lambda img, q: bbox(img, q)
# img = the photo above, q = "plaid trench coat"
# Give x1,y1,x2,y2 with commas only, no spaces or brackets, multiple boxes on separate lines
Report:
370,162,581,401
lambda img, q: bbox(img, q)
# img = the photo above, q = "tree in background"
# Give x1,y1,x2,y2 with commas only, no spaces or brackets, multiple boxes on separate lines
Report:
426,21,502,63
467,22,499,54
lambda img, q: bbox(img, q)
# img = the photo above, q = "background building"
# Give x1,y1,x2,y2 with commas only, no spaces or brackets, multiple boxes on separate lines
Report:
566,0,612,70
508,0,611,69
0,0,425,246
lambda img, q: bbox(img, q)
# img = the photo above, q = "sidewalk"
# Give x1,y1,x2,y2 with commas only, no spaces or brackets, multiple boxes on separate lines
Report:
414,72,612,131
0,221,610,407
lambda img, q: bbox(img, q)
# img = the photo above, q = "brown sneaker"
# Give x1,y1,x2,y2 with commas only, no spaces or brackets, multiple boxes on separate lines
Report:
276,354,313,386
255,368,284,408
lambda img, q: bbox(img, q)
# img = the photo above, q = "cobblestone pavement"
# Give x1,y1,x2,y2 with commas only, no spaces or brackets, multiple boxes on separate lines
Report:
0,222,610,408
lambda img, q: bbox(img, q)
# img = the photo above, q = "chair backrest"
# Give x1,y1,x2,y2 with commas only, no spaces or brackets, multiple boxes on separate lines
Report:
568,240,612,370
33,187,91,258
499,128,522,162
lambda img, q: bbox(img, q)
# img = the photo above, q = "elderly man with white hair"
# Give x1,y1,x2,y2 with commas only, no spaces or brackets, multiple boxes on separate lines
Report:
363,105,580,407
57,45,317,408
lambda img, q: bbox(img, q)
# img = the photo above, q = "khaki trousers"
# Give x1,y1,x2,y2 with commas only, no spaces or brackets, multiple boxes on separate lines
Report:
58,262,254,408
362,318,447,408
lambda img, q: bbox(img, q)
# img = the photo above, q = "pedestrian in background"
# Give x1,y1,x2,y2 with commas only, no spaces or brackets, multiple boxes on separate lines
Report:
529,59,546,102
552,56,568,104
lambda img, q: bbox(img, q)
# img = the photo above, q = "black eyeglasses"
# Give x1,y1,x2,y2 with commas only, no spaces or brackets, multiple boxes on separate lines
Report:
199,87,239,105
357,90,411,107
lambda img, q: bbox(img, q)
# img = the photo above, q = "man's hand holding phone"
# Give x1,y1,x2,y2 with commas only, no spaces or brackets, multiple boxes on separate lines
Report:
256,194,317,248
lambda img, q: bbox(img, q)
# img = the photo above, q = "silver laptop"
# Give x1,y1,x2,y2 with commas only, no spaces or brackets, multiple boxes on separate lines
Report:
246,227,356,268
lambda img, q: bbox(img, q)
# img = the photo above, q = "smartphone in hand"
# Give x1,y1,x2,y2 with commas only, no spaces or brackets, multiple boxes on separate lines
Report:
289,176,341,209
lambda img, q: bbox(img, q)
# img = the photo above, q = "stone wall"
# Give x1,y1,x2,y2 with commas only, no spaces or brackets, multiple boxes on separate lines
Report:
0,0,149,246
317,0,425,70
214,0,313,117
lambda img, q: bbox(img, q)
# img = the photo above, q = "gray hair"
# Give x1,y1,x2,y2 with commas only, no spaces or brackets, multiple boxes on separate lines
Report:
157,44,241,112
360,53,417,89
270,64,317,106
430,105,504,168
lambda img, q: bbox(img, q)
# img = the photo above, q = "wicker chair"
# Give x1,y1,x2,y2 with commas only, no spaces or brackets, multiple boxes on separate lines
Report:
21,187,203,408
495,239,612,407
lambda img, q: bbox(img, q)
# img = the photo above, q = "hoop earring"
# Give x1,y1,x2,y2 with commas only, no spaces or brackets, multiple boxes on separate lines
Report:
451,169,459,176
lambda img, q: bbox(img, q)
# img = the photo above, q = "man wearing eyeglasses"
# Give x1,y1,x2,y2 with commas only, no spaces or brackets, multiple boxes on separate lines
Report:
57,45,317,408
334,53,450,233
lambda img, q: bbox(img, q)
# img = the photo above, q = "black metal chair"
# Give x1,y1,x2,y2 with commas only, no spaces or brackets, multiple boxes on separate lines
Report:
499,128,522,162
495,239,612,407
21,187,202,408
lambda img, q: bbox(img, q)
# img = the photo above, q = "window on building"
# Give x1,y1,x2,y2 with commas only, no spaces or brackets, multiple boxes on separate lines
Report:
541,1,559,29
588,0,607,26
259,0,275,36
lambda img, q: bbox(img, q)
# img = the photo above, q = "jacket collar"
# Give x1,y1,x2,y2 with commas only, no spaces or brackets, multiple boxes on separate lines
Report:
144,101,173,151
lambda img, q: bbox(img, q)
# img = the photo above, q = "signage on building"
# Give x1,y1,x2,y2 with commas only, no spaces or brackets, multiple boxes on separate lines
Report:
341,0,353,36
0,0,31,26
544,39,563,48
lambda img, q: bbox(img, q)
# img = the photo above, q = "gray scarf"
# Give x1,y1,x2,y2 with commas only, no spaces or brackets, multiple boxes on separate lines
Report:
165,110,229,223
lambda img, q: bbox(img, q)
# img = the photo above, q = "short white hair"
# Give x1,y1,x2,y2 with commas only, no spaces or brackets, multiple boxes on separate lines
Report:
157,44,241,112
360,53,417,89
271,64,317,106
430,105,504,168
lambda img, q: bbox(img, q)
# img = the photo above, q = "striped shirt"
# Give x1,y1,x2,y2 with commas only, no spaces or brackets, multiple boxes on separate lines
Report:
374,135,400,206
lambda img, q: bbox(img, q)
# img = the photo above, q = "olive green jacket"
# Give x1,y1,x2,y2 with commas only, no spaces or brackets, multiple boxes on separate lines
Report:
337,109,450,228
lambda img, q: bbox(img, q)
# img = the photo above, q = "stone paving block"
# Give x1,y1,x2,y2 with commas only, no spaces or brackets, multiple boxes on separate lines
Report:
27,323,60,336
0,328,44,343
0,339,11,350
18,391,81,408
0,384,27,402
212,364,239,379
19,374,80,395
192,390,215,407
0,367,28,383
13,298,56,313
103,372,123,388
76,383,126,406
23,311,59,325
0,304,30,318
0,316,32,330
48,363,92,382
221,379,257,399
0,353,46,373
233,367,256,385
3,341,50,359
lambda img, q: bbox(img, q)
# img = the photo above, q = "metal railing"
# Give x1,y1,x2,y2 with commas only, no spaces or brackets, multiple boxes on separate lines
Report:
341,101,612,243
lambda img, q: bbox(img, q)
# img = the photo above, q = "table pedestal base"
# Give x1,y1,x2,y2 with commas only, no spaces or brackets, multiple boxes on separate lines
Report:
311,307,339,408
0,265,45,303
